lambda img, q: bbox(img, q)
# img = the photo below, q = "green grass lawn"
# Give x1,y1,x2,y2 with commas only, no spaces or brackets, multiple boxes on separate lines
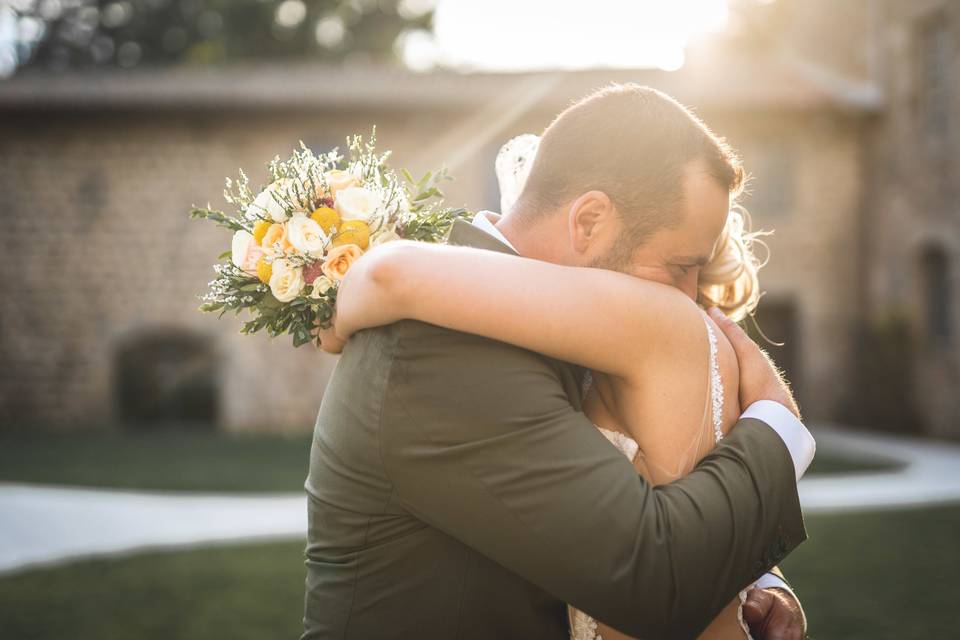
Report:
804,448,903,476
0,542,307,640
780,504,960,640
0,430,313,492
0,505,956,640
0,429,895,494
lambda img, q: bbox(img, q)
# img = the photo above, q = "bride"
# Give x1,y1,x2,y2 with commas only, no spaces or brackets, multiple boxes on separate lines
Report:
320,105,784,638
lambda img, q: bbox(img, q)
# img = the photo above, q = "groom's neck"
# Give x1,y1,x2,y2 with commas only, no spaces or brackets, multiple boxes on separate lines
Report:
497,212,569,264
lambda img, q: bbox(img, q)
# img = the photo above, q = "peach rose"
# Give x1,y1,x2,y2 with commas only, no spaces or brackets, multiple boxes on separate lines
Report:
231,230,267,275
321,243,364,281
260,222,293,256
324,169,361,195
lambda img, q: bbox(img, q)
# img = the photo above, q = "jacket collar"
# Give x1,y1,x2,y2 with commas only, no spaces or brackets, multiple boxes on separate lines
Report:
447,218,519,256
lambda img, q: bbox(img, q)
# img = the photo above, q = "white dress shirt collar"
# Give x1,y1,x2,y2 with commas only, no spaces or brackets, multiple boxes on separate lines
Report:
471,210,517,252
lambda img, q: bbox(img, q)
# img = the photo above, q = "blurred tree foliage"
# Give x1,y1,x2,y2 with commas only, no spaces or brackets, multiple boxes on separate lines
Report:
8,0,433,73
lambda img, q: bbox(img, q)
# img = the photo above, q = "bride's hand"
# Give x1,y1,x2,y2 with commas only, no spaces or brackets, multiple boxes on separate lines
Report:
312,241,417,354
313,318,347,354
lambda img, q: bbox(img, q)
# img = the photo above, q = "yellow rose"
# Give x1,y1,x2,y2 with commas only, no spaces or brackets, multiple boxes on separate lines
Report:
268,258,305,302
256,257,272,284
321,243,364,281
252,219,272,245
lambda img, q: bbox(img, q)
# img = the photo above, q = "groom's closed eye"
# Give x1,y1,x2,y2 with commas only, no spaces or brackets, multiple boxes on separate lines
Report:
670,255,709,274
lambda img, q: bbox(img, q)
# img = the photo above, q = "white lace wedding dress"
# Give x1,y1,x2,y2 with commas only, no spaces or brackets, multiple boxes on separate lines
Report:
567,312,753,640
496,135,755,640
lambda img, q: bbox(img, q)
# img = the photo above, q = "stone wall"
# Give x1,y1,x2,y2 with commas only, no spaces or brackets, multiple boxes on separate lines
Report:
0,108,475,432
861,0,960,437
0,98,867,431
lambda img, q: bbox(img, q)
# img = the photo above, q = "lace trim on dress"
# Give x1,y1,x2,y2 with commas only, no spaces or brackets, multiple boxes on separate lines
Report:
598,425,640,461
703,311,725,444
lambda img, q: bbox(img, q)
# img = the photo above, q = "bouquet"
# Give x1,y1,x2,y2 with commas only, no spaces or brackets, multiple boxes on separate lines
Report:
191,132,469,346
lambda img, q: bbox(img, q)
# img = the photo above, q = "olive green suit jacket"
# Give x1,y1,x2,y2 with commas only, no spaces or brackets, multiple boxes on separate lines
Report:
302,221,805,640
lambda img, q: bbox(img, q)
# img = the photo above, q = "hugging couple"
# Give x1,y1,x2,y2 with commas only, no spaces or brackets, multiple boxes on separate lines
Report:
303,83,815,640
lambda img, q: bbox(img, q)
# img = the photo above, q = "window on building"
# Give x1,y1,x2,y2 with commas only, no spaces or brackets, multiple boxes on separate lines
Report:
917,14,952,140
919,245,953,344
114,329,220,429
741,142,796,218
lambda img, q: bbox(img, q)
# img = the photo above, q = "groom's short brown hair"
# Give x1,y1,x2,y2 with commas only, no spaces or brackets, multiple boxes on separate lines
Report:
515,84,743,244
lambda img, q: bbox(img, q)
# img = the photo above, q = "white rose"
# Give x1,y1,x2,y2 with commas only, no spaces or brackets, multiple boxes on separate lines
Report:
310,276,334,299
286,215,327,257
335,186,382,223
248,179,293,222
370,227,402,247
231,230,255,269
268,258,305,302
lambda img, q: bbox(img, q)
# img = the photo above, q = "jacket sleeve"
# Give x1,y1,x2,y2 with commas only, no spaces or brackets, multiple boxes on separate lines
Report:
378,321,806,640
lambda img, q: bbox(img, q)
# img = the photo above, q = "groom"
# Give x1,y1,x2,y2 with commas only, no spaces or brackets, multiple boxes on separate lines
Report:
302,85,815,640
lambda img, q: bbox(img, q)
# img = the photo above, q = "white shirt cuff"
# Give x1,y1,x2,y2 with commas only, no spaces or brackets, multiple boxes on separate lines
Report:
754,572,790,592
741,400,816,481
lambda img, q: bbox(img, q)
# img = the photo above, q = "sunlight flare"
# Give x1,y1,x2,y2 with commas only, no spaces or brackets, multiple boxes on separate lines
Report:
409,0,729,72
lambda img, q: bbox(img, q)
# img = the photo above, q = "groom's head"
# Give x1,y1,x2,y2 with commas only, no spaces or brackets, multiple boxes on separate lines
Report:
504,84,743,299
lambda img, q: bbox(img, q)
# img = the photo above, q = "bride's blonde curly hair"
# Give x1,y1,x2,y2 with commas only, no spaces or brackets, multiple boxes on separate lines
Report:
697,204,768,322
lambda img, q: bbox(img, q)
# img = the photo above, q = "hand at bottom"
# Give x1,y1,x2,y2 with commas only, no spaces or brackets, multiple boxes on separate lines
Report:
741,588,806,640
312,321,347,354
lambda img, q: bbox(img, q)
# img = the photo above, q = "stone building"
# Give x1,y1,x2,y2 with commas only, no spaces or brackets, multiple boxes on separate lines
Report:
0,0,955,436
858,0,960,437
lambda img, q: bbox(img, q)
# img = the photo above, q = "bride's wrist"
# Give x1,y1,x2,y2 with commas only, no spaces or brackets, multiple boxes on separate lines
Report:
337,242,411,332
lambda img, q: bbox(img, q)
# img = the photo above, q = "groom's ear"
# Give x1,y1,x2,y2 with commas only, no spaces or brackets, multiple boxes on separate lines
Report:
567,190,617,255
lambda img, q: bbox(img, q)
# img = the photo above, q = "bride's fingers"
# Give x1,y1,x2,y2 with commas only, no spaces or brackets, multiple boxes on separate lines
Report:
314,323,347,354
707,307,752,358
707,307,800,418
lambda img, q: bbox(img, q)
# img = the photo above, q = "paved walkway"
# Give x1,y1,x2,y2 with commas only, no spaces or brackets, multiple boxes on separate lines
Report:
2,426,959,575
799,426,960,512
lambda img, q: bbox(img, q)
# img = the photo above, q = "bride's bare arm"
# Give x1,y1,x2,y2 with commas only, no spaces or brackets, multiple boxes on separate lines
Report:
335,241,705,381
